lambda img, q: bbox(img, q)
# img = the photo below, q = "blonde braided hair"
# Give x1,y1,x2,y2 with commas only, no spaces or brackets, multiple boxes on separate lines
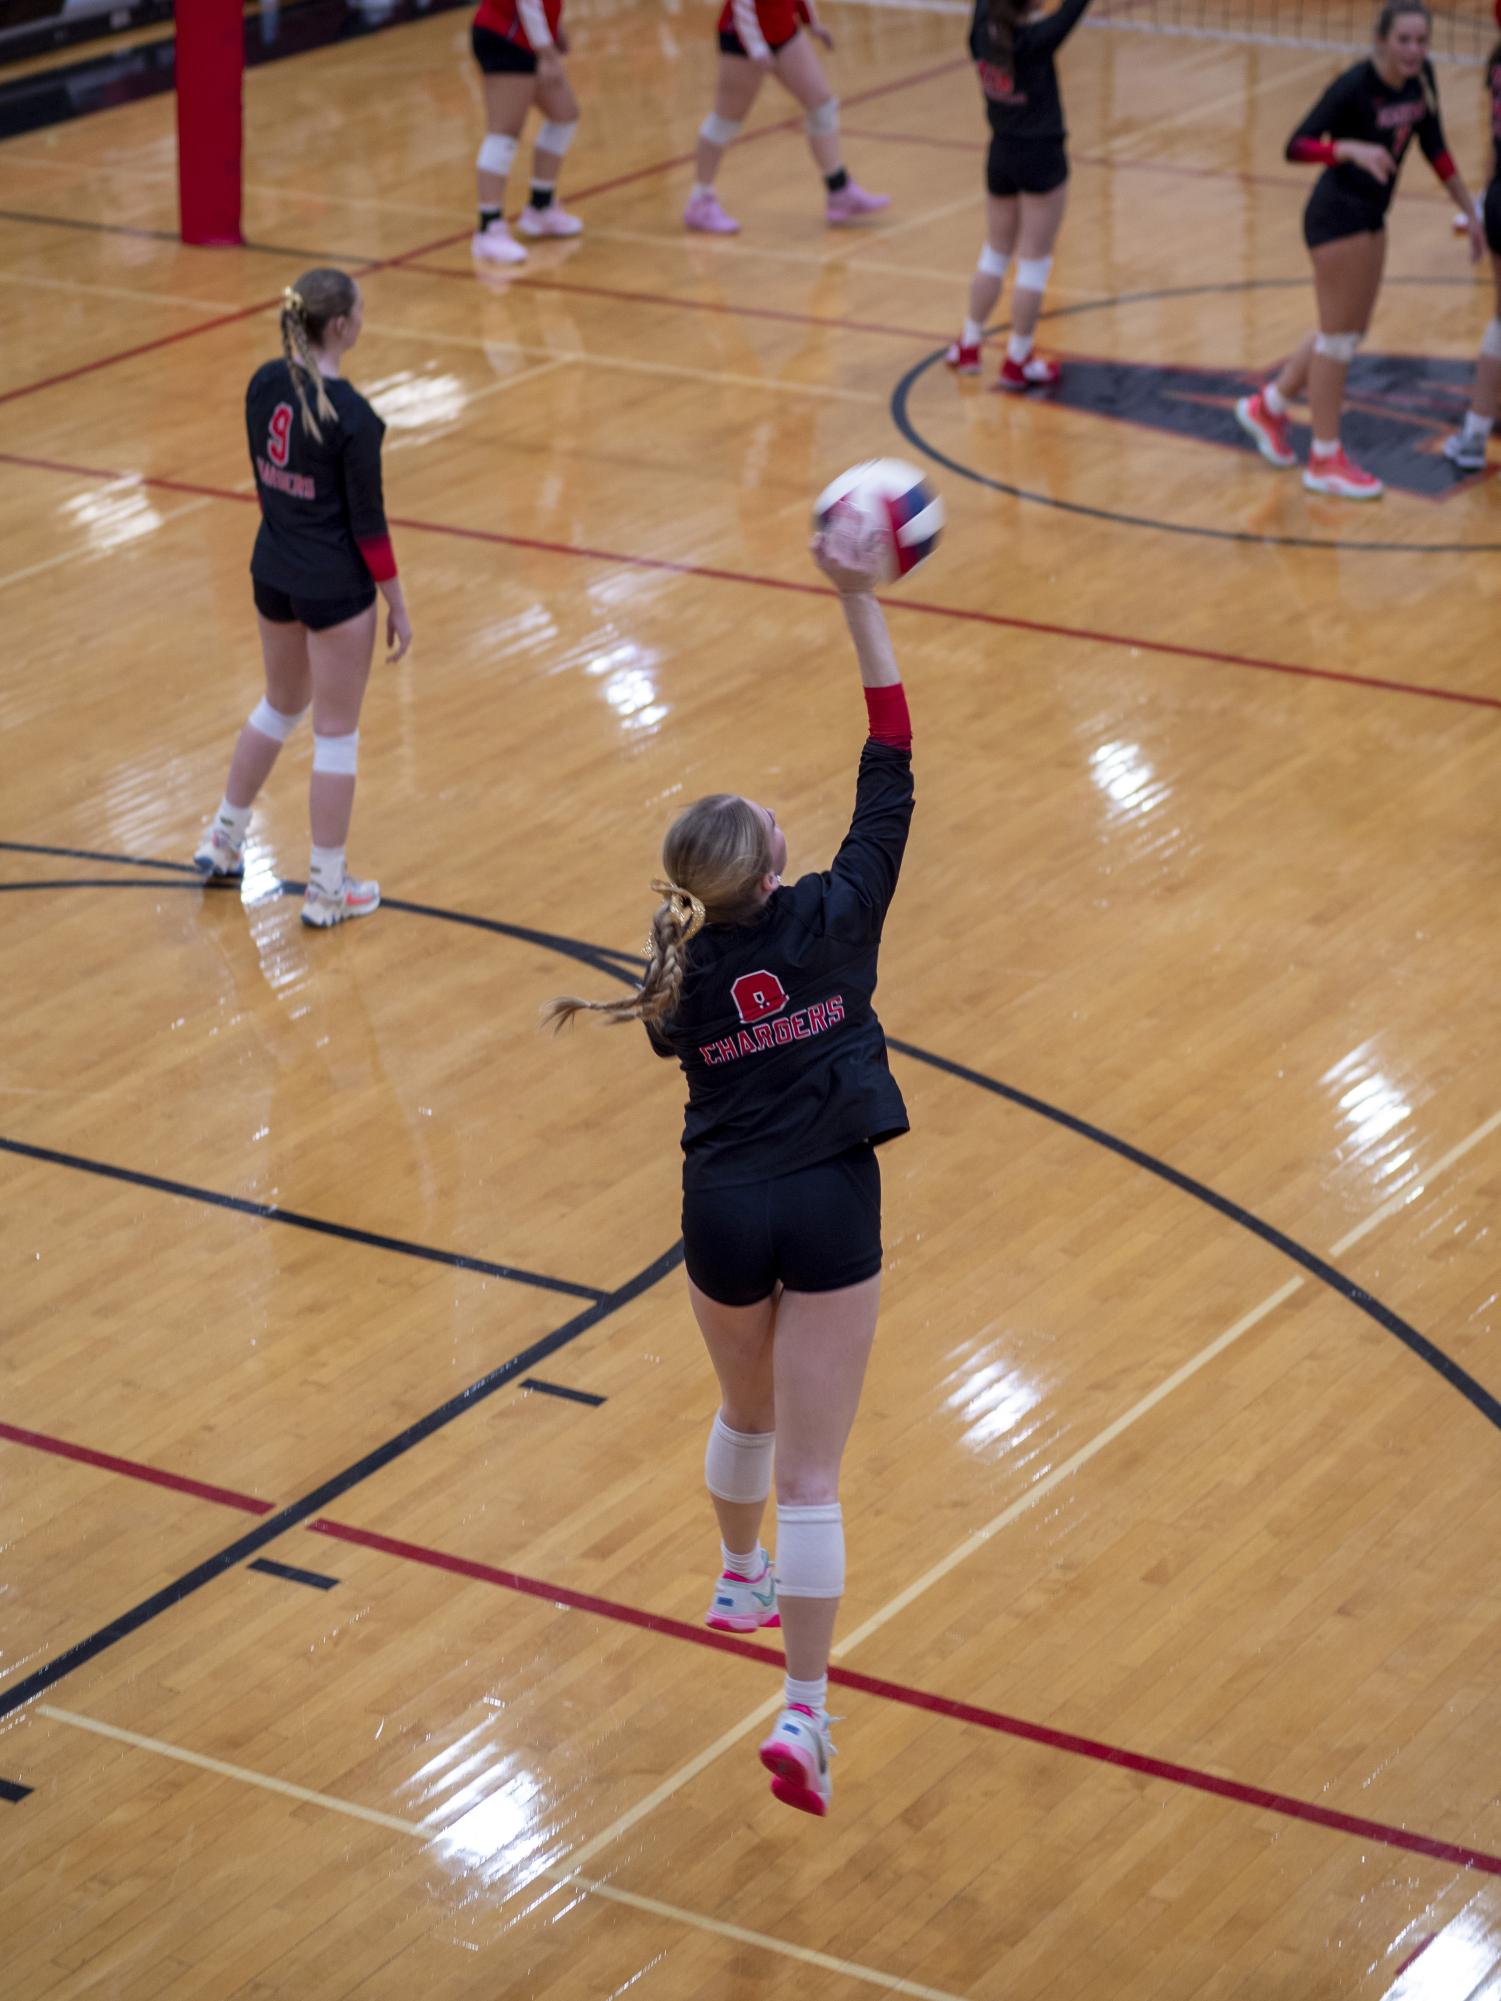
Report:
279,268,356,442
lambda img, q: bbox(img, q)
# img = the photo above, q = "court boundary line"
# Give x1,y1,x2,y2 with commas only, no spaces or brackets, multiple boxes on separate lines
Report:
0,452,1494,710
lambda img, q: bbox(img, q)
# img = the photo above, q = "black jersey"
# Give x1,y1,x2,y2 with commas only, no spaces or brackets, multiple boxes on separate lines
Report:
968,0,1092,141
1287,58,1451,227
646,738,914,1191
245,361,393,599
1487,39,1501,185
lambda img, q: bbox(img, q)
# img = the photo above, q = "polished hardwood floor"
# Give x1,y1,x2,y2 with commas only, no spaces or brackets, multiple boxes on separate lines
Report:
2,2,1500,1995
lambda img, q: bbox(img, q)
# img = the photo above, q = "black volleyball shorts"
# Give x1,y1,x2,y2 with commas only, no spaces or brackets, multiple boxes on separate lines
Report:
472,22,538,74
1485,176,1501,257
1302,178,1384,250
682,1143,883,1307
253,577,376,630
986,132,1068,198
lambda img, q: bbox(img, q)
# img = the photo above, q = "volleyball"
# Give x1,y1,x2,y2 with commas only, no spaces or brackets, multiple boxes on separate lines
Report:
813,458,944,584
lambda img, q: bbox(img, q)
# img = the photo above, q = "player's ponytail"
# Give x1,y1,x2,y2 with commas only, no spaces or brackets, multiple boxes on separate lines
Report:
279,267,357,442
542,795,776,1033
984,0,1028,76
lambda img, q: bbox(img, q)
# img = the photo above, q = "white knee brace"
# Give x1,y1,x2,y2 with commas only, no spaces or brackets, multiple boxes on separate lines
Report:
312,730,359,776
477,132,519,177
535,118,577,158
1314,329,1362,362
978,243,1010,278
1482,317,1501,360
805,96,839,137
775,1502,844,1598
248,697,307,743
1013,255,1052,292
700,111,742,148
705,1413,775,1503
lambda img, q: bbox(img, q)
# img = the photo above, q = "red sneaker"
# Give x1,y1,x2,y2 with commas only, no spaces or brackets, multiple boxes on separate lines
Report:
1234,391,1296,469
944,339,982,374
997,352,1060,391
1302,446,1383,500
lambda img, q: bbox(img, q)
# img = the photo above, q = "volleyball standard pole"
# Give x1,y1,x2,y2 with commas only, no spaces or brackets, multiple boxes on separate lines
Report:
176,0,245,245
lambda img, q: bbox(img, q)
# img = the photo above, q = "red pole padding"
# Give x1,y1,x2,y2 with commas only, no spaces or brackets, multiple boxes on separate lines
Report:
176,0,245,246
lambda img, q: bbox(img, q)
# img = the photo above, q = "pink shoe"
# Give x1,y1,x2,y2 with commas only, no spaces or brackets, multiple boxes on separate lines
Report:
997,352,1060,391
826,181,889,225
684,188,740,235
758,1703,835,1816
1302,445,1383,500
1234,390,1296,469
944,339,982,375
471,222,527,266
518,202,583,239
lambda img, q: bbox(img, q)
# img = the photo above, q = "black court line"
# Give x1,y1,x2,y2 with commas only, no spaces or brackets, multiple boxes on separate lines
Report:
0,1136,604,1305
0,1779,32,1803
247,1558,338,1592
0,1238,684,1724
0,210,379,270
521,1379,608,1407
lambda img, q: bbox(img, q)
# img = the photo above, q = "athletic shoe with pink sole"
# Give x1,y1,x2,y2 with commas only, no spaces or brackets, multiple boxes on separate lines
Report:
684,189,740,234
1234,390,1296,468
759,1702,836,1816
1302,446,1383,499
193,827,244,881
944,340,982,374
705,1554,780,1634
826,182,889,225
997,352,1060,391
472,223,527,266
518,203,584,239
301,875,381,929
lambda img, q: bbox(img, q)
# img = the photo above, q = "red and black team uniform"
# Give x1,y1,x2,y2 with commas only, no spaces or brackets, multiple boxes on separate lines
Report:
1288,57,1457,247
245,360,395,630
472,0,561,75
969,0,1093,197
647,688,914,1308
718,0,809,63
1483,40,1501,255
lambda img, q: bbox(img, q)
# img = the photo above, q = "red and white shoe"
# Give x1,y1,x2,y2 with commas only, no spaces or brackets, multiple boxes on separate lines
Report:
826,181,889,225
997,352,1060,391
518,202,583,239
471,222,527,266
301,875,380,929
684,188,740,235
1234,391,1296,469
705,1553,780,1634
758,1703,835,1816
944,339,982,375
1302,446,1383,500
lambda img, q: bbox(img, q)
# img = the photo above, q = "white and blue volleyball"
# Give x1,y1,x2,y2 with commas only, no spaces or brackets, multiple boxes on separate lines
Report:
813,458,944,584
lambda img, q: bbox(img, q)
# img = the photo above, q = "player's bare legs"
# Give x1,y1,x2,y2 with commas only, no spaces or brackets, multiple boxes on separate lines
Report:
688,1278,778,1557
221,617,312,814
474,71,536,265
1445,253,1501,468
686,54,764,233
774,30,888,223
300,602,380,926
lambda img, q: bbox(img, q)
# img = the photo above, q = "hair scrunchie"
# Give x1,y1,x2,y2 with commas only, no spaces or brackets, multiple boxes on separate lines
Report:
647,878,707,956
283,285,306,318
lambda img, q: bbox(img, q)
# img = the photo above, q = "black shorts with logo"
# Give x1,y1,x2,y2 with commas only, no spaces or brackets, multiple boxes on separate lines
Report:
682,1143,882,1307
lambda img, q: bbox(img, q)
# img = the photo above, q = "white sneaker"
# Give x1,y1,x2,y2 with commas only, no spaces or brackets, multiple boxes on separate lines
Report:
1443,427,1489,472
758,1703,836,1816
517,203,583,239
193,827,243,880
472,223,527,266
301,876,380,928
705,1552,780,1634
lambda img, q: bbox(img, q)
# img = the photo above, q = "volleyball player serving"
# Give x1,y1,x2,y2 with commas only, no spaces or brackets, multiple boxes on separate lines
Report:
1236,2,1482,499
685,0,888,234
470,0,583,266
1442,15,1501,470
946,0,1092,387
544,508,913,1817
194,270,411,929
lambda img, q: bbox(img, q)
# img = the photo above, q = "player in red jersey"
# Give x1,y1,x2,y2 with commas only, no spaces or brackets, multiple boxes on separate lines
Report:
194,270,412,929
470,0,583,266
684,0,889,234
543,513,914,1817
1443,11,1501,469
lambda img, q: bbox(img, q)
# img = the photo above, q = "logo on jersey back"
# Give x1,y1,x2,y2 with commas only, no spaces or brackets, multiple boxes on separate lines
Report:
731,970,788,1024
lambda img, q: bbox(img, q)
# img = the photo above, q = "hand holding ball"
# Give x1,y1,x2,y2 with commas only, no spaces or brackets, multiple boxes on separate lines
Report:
812,459,943,585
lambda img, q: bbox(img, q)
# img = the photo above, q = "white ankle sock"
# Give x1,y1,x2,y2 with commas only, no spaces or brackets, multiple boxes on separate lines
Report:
721,1543,763,1576
690,182,712,202
308,844,345,897
1311,437,1338,458
1462,410,1493,442
1263,381,1288,417
1007,332,1035,364
962,317,984,347
784,1673,828,1714
215,799,251,844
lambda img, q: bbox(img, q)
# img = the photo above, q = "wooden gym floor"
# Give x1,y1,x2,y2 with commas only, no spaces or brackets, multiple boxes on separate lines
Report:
2,2,1500,1994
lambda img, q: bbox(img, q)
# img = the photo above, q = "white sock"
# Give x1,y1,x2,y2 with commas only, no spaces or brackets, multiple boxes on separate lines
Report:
690,181,712,202
1262,381,1288,417
1462,410,1493,442
308,844,345,897
721,1543,763,1576
962,317,984,347
1006,331,1034,364
214,799,251,844
784,1673,828,1714
1311,437,1339,458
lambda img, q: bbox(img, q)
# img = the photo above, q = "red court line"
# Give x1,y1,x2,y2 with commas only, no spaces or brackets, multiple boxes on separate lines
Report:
0,1420,274,1516
2,448,1496,711
311,1518,1501,1879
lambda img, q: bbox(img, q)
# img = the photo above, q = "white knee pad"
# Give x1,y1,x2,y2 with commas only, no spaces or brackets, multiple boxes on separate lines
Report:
978,243,1010,278
704,1413,775,1504
248,697,307,743
700,111,742,148
805,96,839,138
477,132,519,177
1014,255,1052,292
1482,317,1501,360
312,730,359,776
1314,329,1361,362
535,119,577,158
775,1501,844,1598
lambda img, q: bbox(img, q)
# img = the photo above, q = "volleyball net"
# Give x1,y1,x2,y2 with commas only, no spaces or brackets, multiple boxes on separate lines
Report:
1085,0,1494,62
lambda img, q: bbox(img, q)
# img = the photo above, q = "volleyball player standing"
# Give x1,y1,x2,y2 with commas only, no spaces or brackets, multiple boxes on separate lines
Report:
1443,22,1501,469
470,0,583,265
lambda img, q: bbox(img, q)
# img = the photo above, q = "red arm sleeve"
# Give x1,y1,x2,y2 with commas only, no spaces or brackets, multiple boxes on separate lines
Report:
1288,137,1337,165
864,683,912,751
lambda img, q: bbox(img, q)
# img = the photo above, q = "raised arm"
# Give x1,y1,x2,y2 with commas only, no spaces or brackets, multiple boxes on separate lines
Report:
1027,0,1095,60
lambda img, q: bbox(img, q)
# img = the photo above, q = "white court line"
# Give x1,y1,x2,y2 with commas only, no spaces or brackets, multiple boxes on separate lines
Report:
0,494,217,596
36,1704,965,2001
0,269,240,313
1327,1107,1501,1259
